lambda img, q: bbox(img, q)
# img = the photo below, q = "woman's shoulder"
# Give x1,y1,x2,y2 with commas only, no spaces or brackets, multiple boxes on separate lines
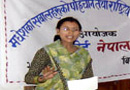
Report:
35,47,49,56
37,47,46,53
77,46,89,53
45,40,60,48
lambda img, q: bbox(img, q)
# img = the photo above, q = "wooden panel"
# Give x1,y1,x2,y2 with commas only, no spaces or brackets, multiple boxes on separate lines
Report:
119,79,130,90
98,81,118,90
98,79,130,90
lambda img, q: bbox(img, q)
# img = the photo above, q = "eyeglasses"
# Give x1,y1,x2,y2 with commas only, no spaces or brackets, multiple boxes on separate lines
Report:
60,27,80,32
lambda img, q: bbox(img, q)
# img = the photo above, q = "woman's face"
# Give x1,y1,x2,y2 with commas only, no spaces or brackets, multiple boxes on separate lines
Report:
57,21,80,44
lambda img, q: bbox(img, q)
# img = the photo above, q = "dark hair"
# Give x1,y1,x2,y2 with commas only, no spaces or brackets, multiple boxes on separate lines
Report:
54,17,82,41
56,17,82,30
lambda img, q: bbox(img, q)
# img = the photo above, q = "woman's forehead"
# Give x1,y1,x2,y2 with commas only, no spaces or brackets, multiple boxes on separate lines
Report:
61,21,79,27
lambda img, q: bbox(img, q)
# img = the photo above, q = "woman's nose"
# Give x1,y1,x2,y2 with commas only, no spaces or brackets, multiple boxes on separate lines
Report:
68,29,74,34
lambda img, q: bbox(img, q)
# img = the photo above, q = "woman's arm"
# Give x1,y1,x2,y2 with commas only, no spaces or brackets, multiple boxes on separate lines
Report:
24,48,51,84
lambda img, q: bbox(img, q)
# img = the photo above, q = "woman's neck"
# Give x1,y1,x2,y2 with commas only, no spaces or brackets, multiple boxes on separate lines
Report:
61,41,73,48
61,41,78,53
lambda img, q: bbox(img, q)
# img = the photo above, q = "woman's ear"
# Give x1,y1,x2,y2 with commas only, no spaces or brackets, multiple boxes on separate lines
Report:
56,29,60,35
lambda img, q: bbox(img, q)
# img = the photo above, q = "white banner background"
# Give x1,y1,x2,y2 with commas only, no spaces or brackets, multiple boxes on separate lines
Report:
0,0,130,89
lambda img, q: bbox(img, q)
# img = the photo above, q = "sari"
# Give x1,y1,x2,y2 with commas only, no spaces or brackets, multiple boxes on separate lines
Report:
25,40,93,90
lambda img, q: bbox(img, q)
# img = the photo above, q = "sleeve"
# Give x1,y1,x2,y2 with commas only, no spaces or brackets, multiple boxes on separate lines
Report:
24,48,51,84
81,59,94,79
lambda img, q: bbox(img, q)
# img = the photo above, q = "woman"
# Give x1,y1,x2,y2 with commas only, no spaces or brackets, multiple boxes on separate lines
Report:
25,17,93,90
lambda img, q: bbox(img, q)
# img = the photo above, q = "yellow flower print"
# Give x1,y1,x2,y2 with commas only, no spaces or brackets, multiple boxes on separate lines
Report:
69,78,75,80
50,49,57,57
80,62,85,69
59,56,68,62
53,80,62,89
62,68,70,78
87,55,91,62
38,79,52,87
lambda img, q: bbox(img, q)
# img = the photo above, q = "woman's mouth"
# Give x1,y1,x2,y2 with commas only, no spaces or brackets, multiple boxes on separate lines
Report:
67,36,73,39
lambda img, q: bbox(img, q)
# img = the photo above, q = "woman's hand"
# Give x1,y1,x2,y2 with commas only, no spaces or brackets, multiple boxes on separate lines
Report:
38,66,58,82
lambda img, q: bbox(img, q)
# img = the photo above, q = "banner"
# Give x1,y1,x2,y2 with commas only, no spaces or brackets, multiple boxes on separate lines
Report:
0,0,130,89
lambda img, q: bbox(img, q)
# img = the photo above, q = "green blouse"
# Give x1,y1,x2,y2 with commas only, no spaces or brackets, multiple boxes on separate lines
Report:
25,40,93,90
